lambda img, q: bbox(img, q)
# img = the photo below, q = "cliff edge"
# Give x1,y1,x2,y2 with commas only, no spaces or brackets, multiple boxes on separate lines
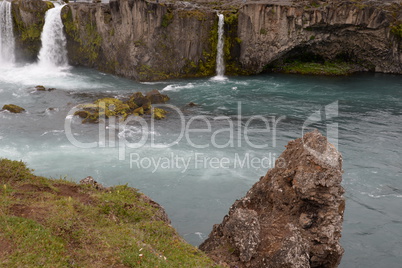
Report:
200,130,345,268
0,159,217,267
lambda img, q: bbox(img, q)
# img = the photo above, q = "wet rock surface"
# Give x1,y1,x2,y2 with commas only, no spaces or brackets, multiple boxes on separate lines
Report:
2,104,26,113
73,90,170,123
199,130,345,268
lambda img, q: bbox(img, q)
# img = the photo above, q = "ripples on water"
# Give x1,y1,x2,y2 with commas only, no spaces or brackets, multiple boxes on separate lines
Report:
0,63,401,267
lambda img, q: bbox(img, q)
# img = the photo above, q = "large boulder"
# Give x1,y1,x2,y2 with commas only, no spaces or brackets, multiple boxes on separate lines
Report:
200,130,345,267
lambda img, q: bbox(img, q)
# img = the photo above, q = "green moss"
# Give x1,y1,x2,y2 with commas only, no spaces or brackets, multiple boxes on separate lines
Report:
82,22,103,63
391,23,402,38
152,108,168,120
2,104,25,113
190,16,220,77
178,10,207,21
183,12,248,78
137,64,172,81
161,10,174,27
222,12,249,75
61,6,102,65
20,25,42,42
304,0,321,9
260,28,267,35
350,0,368,9
61,7,78,36
45,1,54,9
282,61,354,75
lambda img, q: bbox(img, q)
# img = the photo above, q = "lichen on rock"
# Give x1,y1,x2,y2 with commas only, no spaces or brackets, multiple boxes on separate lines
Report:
199,130,345,268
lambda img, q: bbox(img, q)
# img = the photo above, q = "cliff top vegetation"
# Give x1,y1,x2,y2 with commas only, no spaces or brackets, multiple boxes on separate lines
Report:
0,158,219,267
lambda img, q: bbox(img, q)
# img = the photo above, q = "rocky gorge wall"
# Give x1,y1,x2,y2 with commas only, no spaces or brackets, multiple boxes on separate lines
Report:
9,0,402,80
61,0,224,80
238,0,402,73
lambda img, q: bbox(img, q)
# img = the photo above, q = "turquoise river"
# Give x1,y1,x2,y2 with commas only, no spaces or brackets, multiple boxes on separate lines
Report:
0,62,401,267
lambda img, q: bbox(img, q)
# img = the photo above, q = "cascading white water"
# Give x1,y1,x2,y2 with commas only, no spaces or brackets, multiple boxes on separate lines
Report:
0,0,15,64
37,4,69,68
212,13,226,81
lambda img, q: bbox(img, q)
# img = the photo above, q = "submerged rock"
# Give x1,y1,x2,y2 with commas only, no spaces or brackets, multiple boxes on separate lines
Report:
34,85,56,92
187,102,198,107
2,104,26,113
35,85,46,91
200,130,345,268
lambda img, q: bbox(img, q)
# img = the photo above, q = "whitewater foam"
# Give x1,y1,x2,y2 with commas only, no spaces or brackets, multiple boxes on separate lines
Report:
162,83,195,92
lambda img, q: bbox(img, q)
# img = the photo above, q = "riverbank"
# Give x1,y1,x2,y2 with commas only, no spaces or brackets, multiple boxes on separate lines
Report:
0,158,218,267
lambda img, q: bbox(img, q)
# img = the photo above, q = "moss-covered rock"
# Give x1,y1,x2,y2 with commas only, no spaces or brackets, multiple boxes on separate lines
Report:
133,106,144,115
152,108,167,120
74,90,170,123
2,104,26,113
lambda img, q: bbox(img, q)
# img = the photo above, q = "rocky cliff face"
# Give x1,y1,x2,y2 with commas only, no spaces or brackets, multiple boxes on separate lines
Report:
61,0,222,80
10,0,402,80
199,130,345,268
11,0,53,62
238,1,402,74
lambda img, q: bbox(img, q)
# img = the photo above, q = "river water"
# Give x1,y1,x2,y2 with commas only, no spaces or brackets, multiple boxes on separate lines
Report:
0,62,401,267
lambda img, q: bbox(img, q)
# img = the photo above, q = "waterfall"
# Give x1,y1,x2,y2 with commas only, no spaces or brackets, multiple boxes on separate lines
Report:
37,4,69,68
212,13,227,81
0,0,15,65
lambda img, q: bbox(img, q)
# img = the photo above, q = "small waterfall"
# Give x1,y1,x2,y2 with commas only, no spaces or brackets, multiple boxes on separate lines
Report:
37,4,69,68
212,13,227,81
0,0,15,64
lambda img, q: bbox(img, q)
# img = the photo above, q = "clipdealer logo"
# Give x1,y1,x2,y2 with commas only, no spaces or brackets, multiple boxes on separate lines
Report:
64,101,339,171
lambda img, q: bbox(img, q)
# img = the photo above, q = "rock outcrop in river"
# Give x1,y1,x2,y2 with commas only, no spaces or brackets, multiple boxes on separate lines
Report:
10,0,402,80
199,130,345,268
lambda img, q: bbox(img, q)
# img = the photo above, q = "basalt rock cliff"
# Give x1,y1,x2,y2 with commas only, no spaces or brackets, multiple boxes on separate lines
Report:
11,0,54,62
239,0,402,74
10,0,402,80
199,130,345,267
